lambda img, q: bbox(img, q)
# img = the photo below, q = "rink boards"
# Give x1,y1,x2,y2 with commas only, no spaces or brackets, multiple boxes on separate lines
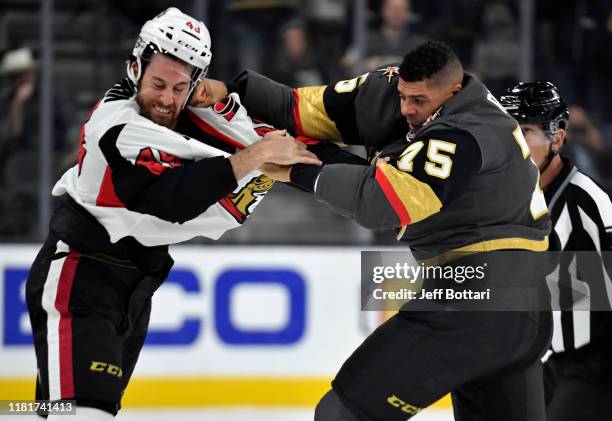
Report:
0,244,450,409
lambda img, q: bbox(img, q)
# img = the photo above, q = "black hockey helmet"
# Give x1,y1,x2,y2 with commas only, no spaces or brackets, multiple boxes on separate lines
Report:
500,81,569,137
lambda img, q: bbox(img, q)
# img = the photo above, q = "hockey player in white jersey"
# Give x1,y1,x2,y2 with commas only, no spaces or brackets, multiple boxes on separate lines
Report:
24,8,323,420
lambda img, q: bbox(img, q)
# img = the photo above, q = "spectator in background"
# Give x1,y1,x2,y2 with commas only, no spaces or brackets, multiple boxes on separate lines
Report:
472,2,520,97
0,47,70,237
0,47,70,169
0,48,37,148
266,20,324,87
363,0,427,71
564,106,612,184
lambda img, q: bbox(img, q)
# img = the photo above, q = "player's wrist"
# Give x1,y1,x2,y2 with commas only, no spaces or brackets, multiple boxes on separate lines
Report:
229,148,260,180
289,164,321,192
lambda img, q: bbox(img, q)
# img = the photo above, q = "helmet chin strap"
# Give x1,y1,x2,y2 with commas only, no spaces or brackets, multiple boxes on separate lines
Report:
126,56,142,92
539,138,557,173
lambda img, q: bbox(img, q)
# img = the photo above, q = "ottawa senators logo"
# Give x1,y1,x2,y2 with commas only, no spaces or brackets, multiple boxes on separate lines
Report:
213,96,241,122
219,175,275,223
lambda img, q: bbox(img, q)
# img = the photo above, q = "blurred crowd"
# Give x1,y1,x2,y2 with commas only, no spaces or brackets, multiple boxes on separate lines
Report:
0,0,611,242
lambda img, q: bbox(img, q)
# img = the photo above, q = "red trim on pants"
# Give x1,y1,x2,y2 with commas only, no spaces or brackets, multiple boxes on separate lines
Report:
55,249,80,399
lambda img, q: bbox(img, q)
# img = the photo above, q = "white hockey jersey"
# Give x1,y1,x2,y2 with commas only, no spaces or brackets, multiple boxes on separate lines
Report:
53,79,275,246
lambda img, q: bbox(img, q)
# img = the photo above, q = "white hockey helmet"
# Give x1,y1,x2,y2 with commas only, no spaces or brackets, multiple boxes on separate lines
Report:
127,7,212,102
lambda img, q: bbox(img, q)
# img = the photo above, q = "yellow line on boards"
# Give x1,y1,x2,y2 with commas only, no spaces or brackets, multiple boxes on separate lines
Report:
0,378,452,409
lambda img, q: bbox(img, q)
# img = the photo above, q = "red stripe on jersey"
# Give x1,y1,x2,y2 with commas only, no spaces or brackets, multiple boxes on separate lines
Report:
219,197,246,224
186,109,246,150
77,99,102,176
292,89,304,136
96,166,125,207
296,135,319,145
77,125,87,176
55,249,80,399
374,167,411,225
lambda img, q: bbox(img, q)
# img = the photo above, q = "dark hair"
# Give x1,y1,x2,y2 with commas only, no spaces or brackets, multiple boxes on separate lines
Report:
399,41,463,85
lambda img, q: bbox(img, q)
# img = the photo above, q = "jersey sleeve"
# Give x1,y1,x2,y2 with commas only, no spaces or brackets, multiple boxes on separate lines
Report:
290,141,370,192
99,123,238,224
313,129,482,230
228,70,303,136
228,70,369,143
306,141,369,166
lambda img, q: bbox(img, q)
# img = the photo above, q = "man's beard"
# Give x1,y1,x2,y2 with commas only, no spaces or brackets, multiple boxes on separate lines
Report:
136,94,179,129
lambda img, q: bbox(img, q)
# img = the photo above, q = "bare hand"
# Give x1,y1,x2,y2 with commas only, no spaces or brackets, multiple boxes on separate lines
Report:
229,129,321,181
190,79,229,108
260,163,292,182
257,130,322,166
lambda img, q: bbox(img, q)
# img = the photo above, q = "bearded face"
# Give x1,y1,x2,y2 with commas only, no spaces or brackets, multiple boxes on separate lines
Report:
135,53,192,129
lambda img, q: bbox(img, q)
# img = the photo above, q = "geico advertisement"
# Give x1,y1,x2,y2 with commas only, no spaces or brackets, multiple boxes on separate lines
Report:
0,245,382,403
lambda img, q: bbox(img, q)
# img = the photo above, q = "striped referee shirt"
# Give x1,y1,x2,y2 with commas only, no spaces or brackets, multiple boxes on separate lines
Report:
545,157,612,354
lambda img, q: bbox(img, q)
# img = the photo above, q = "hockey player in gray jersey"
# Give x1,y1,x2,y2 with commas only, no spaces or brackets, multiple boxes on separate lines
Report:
501,81,612,421
218,41,553,420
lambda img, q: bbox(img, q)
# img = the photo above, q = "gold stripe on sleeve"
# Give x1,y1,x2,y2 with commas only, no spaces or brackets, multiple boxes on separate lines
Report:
378,162,443,224
296,86,343,143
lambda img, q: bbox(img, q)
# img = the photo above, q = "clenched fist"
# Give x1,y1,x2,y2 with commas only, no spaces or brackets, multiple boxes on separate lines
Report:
190,79,228,108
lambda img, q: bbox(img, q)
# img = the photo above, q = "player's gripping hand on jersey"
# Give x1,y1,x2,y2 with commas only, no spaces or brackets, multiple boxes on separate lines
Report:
189,81,323,179
229,129,321,180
